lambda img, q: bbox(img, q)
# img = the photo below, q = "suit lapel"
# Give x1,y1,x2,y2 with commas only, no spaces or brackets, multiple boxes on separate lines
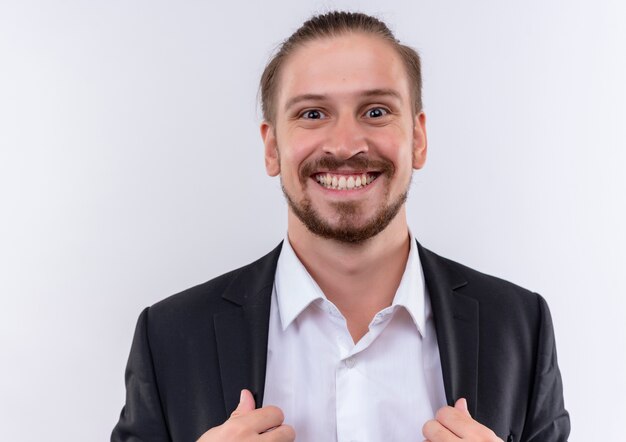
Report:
418,242,480,416
214,243,283,415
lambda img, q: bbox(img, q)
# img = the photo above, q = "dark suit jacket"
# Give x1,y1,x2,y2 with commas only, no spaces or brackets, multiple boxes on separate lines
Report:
111,242,570,442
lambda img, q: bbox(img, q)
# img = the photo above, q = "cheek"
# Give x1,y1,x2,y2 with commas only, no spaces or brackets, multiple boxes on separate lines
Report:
369,128,413,163
278,130,323,170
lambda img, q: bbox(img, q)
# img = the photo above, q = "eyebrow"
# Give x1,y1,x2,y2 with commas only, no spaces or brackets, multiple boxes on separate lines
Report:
361,88,403,101
284,88,403,112
284,94,327,112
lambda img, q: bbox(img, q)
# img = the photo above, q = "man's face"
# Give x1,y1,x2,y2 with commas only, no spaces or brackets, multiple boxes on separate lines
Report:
261,33,427,243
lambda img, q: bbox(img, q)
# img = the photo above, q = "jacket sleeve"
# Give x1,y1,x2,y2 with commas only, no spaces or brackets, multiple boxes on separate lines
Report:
111,307,171,442
521,295,571,441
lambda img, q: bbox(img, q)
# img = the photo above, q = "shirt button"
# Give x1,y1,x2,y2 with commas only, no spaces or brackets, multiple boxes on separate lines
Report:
345,357,356,368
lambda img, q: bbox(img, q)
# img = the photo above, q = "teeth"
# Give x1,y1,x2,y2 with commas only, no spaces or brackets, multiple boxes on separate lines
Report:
315,173,377,190
346,176,355,189
338,176,346,190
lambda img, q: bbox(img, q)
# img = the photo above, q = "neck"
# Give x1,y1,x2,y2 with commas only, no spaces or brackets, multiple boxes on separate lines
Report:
287,208,411,341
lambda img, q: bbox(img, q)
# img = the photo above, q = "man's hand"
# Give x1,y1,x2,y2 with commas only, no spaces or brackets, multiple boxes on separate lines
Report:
422,398,503,442
196,389,295,441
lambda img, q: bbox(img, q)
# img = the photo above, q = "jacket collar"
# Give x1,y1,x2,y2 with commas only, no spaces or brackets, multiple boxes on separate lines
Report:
417,242,479,415
213,240,480,416
214,243,283,414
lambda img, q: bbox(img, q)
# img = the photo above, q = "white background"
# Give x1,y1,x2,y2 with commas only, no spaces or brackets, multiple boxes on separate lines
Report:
1,1,625,440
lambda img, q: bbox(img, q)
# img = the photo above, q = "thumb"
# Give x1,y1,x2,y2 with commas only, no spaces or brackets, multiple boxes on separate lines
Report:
231,389,256,418
454,398,471,417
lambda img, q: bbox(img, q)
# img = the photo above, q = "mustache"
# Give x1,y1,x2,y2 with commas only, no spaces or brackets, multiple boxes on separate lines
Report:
300,156,395,183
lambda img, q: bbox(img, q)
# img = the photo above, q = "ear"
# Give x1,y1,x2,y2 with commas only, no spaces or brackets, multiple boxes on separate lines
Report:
412,112,427,170
260,121,280,177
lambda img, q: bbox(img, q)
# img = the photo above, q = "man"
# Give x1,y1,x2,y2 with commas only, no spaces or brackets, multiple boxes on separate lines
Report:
112,11,569,442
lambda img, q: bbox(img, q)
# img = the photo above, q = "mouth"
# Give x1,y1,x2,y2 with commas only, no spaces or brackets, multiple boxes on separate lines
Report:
312,172,380,190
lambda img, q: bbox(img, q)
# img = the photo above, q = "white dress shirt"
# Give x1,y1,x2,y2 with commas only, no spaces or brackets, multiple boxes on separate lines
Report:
263,233,447,442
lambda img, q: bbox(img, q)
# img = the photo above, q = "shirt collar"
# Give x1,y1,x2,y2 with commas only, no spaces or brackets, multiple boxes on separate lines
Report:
274,236,326,331
274,230,428,336
391,230,428,336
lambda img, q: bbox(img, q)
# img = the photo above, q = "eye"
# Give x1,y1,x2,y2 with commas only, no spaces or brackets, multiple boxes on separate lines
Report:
300,109,326,120
365,107,389,118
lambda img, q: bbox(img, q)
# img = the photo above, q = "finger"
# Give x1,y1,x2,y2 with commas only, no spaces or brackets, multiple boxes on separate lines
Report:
454,398,471,417
435,404,499,440
422,418,458,442
238,405,286,434
434,405,475,438
260,424,295,441
230,389,256,417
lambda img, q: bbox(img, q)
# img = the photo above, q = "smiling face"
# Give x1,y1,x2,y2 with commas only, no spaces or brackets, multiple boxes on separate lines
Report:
261,32,427,244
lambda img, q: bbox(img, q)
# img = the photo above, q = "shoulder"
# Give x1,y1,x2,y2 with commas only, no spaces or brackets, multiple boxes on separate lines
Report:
420,245,546,323
443,252,537,298
144,243,282,330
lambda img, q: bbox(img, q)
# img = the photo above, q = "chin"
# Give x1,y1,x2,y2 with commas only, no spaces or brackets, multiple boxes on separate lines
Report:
290,198,407,244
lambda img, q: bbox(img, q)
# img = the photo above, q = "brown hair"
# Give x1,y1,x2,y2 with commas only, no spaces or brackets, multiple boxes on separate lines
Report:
259,11,423,124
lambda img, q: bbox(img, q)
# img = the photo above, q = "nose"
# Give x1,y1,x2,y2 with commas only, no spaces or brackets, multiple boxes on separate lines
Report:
323,115,368,159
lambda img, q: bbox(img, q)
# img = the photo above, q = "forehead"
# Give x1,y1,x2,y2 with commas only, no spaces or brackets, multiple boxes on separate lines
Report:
276,33,410,109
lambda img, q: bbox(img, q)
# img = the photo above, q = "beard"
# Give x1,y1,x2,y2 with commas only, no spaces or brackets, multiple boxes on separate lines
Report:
281,155,410,244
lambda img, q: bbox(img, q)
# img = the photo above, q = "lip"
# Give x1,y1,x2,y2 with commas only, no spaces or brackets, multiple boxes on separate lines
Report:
311,170,377,175
310,171,381,179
